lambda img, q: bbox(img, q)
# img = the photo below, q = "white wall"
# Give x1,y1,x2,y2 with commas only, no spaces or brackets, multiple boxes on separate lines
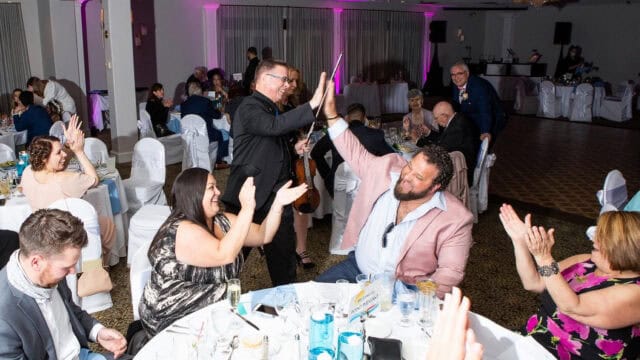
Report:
435,10,486,71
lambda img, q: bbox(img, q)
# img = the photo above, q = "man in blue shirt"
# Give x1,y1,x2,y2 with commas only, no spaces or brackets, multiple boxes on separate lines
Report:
13,91,52,146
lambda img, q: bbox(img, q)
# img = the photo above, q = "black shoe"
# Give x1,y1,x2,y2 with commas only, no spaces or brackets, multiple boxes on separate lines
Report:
296,251,316,269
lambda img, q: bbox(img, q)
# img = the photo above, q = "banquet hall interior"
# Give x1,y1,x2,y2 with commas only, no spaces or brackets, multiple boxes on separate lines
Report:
0,0,639,357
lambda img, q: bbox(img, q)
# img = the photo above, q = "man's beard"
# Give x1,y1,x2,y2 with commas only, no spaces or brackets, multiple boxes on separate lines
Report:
393,178,435,201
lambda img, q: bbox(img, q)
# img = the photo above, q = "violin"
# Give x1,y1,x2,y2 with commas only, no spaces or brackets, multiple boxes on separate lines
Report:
293,150,320,214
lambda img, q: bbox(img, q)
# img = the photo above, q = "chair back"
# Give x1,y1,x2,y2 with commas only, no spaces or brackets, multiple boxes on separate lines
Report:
138,109,156,139
0,143,15,163
570,83,593,122
131,138,166,184
49,121,66,144
180,114,212,171
0,133,15,152
130,245,152,320
538,81,557,118
446,151,470,208
598,169,627,209
84,138,109,165
138,102,147,113
472,138,490,188
621,83,633,120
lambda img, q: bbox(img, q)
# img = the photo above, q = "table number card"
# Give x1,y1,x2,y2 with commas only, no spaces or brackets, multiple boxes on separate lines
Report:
347,283,379,322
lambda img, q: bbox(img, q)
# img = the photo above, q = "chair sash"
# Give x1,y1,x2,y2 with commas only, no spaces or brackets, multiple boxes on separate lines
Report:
570,83,593,122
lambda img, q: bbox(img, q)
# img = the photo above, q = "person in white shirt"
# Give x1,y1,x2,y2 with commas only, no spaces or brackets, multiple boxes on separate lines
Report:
0,209,128,360
27,76,77,122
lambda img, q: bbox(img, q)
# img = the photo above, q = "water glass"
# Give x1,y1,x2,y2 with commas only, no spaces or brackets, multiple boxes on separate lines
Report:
398,292,416,327
372,272,394,312
309,347,335,360
226,278,241,309
355,274,370,289
335,279,350,317
309,303,335,352
337,331,364,360
416,278,437,327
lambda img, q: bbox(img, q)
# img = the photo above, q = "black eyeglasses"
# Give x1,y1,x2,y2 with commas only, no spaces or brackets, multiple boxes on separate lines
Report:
266,73,291,83
382,222,395,248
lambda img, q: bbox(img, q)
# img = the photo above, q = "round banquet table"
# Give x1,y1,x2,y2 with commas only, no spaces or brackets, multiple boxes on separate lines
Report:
134,282,554,360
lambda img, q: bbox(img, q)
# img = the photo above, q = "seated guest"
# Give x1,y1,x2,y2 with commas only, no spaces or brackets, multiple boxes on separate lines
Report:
139,168,306,337
145,83,174,137
402,89,437,143
316,83,474,298
450,61,506,145
13,91,52,146
20,116,115,266
209,69,229,110
184,66,210,95
500,205,640,359
11,88,25,117
181,82,229,169
311,103,394,197
0,209,127,359
418,101,479,183
27,77,76,122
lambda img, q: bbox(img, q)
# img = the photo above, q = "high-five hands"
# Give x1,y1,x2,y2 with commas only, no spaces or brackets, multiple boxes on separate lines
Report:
309,72,328,109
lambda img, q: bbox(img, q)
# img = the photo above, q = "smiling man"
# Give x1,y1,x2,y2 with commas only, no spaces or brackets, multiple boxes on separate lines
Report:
316,81,474,298
222,59,326,286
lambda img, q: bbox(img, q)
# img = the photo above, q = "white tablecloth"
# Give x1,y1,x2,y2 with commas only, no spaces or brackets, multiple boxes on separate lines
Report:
89,94,109,131
555,85,575,118
134,282,554,360
344,83,381,117
379,82,409,114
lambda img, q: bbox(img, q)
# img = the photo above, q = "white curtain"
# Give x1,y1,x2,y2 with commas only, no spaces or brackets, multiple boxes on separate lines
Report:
286,8,334,91
0,3,30,113
218,5,284,75
342,10,424,87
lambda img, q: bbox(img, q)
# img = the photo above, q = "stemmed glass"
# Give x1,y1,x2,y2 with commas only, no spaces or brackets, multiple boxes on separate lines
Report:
335,279,350,317
397,291,416,327
274,289,298,337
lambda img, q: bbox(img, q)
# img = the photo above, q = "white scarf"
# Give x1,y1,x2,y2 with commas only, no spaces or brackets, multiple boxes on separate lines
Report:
6,250,57,301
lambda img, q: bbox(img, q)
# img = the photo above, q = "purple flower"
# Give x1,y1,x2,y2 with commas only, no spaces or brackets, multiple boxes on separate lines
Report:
548,318,582,360
561,262,589,281
526,315,539,333
594,327,609,337
557,312,590,340
568,272,608,292
595,338,625,356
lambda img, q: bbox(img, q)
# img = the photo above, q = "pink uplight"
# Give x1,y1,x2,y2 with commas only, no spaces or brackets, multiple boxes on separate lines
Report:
204,3,220,10
333,8,343,13
424,12,435,18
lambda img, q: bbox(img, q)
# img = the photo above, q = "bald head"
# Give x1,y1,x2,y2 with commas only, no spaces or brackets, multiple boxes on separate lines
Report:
433,101,455,127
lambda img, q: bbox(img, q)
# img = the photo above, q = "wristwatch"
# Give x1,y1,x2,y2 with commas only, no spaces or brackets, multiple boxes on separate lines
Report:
537,261,559,277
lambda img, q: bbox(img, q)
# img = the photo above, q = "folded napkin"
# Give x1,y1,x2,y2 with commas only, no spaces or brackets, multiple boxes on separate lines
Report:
100,177,121,214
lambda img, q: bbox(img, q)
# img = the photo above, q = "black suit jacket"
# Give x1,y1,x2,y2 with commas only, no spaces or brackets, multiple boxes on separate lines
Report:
181,95,222,143
418,113,479,182
311,121,394,196
452,75,506,139
221,91,315,218
243,57,260,91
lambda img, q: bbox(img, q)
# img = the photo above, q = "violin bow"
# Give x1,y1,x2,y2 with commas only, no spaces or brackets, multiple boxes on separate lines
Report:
306,52,343,141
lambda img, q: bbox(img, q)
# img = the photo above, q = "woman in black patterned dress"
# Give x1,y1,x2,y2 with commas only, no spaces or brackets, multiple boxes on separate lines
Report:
139,168,306,337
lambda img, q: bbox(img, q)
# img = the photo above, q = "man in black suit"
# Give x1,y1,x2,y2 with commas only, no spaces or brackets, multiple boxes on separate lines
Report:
311,103,394,197
418,101,479,182
181,81,229,169
221,59,326,285
242,47,260,93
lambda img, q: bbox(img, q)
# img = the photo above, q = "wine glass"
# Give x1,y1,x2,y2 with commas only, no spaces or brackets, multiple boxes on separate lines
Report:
226,278,241,310
335,279,350,317
397,291,416,327
274,290,297,337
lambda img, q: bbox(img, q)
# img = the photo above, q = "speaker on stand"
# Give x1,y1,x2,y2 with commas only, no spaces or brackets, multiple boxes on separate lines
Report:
553,22,572,78
423,20,447,96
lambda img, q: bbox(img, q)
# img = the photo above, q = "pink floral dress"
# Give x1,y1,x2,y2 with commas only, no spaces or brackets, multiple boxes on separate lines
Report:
525,260,640,360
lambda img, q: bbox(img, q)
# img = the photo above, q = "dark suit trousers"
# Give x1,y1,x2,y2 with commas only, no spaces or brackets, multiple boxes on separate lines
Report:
228,203,297,286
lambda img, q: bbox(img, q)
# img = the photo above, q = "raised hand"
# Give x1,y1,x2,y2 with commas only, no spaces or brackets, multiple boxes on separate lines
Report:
526,225,555,261
238,177,256,211
499,204,532,245
309,72,327,109
63,114,85,153
323,79,338,124
402,116,411,131
274,180,308,207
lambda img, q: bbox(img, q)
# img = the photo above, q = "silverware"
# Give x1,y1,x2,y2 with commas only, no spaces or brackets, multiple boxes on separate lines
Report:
226,335,239,360
231,308,260,331
420,326,432,338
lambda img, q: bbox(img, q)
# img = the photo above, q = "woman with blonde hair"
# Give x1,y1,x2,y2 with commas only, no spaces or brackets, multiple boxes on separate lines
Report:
500,205,640,359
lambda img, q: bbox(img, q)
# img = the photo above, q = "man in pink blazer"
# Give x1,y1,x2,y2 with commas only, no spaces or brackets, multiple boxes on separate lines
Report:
316,80,474,298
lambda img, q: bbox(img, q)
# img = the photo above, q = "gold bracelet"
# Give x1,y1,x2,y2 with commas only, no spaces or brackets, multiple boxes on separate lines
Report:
327,115,340,120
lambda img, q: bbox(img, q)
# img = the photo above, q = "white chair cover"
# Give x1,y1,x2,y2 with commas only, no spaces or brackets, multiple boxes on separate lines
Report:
130,245,152,320
592,86,605,118
49,121,66,144
513,78,539,115
49,198,113,313
123,138,168,214
596,169,627,209
537,81,561,118
600,83,633,122
329,162,360,255
470,138,490,223
569,83,593,122
0,133,15,152
0,143,15,163
127,204,171,265
83,137,109,165
138,102,147,113
180,114,213,172
586,203,618,242
139,109,183,165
